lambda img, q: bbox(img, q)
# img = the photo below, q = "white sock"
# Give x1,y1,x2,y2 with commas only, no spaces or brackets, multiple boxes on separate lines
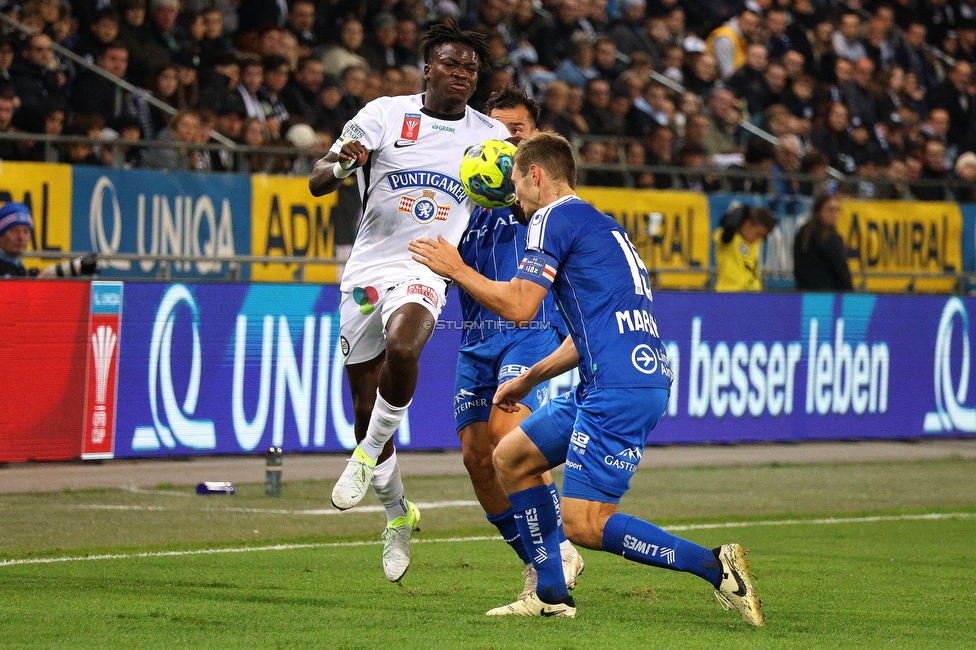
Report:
560,539,574,557
359,390,410,462
371,451,408,522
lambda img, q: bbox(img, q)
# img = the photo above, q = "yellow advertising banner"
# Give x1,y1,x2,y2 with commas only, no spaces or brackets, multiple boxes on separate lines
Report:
0,161,73,271
577,187,711,289
838,200,962,293
251,174,339,283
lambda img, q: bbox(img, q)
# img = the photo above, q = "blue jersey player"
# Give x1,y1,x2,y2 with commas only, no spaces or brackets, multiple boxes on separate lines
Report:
455,88,583,602
410,132,765,625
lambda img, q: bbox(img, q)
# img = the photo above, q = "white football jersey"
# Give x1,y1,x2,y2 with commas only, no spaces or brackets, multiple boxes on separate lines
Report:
330,94,509,292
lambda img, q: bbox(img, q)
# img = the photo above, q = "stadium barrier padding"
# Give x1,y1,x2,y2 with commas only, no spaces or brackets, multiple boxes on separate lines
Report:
2,281,974,462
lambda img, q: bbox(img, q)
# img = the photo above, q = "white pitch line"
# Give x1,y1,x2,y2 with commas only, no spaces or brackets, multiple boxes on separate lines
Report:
1,512,973,569
55,500,482,516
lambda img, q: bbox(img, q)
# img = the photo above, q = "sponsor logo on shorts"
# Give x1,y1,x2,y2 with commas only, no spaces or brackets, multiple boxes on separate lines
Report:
498,363,529,382
407,283,439,308
340,336,350,356
454,388,488,418
570,430,589,455
604,446,642,472
352,286,378,315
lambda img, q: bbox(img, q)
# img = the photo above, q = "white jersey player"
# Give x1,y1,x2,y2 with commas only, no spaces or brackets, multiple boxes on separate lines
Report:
309,19,507,583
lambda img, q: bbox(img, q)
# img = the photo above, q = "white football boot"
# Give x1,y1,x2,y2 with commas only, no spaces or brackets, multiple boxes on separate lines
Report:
331,446,376,510
382,501,421,582
714,543,766,626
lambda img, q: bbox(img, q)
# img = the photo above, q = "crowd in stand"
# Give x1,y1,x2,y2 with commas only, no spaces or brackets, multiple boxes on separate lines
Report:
1,0,976,199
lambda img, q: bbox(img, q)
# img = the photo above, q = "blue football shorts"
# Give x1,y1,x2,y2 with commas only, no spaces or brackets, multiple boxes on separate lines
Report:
453,326,562,432
520,384,670,504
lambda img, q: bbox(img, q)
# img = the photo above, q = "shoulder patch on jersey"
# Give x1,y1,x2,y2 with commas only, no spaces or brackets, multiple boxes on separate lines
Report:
473,111,493,128
400,113,422,140
340,121,365,142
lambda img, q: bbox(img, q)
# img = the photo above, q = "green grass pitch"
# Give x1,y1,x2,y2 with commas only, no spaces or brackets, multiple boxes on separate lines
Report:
1,458,975,649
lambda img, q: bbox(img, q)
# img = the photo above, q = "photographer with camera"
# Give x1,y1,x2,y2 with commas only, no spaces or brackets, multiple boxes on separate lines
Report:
0,202,98,278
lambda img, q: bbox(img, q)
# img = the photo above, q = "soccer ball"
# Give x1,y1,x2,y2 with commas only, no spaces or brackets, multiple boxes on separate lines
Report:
459,139,518,208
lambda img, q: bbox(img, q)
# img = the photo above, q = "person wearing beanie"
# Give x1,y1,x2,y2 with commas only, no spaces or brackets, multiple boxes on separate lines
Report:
0,202,35,277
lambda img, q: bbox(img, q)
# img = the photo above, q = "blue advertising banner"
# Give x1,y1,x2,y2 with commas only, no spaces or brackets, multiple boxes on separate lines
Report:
961,204,976,274
113,282,464,457
70,166,251,279
112,283,975,458
707,193,813,290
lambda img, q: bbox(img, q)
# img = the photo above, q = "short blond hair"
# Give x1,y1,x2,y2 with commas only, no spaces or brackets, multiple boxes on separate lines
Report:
513,132,577,189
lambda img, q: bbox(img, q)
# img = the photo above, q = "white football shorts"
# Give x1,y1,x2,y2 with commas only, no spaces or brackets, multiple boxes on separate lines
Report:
338,278,448,365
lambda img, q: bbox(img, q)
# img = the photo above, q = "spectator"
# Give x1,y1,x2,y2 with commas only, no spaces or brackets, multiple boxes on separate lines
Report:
197,51,239,111
538,79,587,138
537,0,597,70
683,51,719,96
625,138,655,188
72,8,121,63
173,50,200,110
10,33,65,114
725,137,776,194
0,37,14,94
199,6,233,67
143,109,200,169
281,56,324,124
62,123,104,166
798,148,831,196
259,55,291,138
702,87,742,155
606,0,653,60
149,0,190,61
726,44,768,115
236,0,286,37
953,151,976,201
286,0,320,58
580,77,617,135
127,63,180,138
362,13,400,72
913,138,950,200
71,41,131,123
675,142,718,192
783,73,817,123
578,139,614,186
863,16,896,71
713,204,778,292
0,202,35,277
117,0,166,87
928,60,976,145
811,102,857,173
554,32,598,90
841,57,879,130
793,194,853,292
593,37,625,83
335,64,367,126
321,18,368,76
772,133,803,195
208,97,244,170
380,18,409,65
833,11,867,62
235,57,268,129
895,22,938,93
314,74,346,136
705,8,760,79
808,19,839,82
642,124,674,188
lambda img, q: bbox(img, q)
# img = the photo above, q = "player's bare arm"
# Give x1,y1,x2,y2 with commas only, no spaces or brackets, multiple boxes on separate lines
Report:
493,337,579,413
308,140,369,197
409,234,548,324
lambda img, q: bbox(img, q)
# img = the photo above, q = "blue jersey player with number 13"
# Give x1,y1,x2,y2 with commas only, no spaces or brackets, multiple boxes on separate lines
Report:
409,132,765,625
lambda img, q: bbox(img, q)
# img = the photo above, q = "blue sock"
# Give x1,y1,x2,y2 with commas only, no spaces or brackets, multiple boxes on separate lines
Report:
509,485,568,603
486,509,530,564
602,513,722,587
545,482,568,545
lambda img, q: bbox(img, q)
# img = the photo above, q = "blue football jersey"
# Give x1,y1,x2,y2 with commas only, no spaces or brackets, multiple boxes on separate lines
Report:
514,195,673,390
458,206,563,346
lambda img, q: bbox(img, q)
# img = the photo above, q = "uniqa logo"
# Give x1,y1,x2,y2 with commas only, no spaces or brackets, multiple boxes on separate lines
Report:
923,297,976,433
132,285,216,450
89,176,130,270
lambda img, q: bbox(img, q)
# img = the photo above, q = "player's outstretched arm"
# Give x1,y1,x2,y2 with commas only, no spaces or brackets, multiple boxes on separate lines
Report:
308,141,369,197
493,337,579,413
410,234,547,324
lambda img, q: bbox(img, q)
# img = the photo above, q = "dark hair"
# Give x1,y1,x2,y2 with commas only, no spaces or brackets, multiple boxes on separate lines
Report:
421,18,491,72
262,55,289,72
800,148,830,172
483,85,541,125
799,193,839,252
744,137,776,165
514,132,577,189
719,205,777,244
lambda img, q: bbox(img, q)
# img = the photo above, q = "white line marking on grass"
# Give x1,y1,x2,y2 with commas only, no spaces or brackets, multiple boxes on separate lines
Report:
53,500,482,515
1,512,972,568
